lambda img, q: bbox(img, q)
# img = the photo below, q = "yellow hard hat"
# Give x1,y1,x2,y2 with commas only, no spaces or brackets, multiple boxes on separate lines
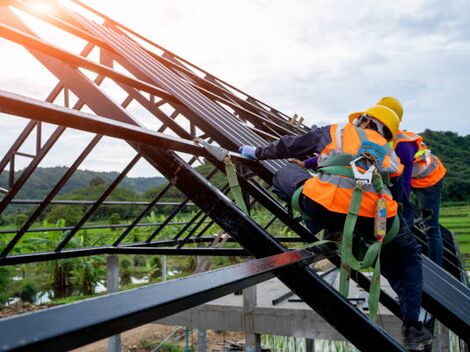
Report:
349,105,400,139
376,96,403,121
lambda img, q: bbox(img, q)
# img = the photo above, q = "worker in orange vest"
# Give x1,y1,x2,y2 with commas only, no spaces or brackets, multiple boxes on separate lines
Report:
376,97,446,266
240,105,431,350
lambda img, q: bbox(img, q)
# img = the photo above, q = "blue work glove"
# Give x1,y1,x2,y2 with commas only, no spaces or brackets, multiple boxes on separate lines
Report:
239,145,257,160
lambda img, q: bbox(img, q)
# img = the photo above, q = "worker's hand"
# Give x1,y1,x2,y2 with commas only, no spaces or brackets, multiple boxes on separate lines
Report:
239,145,257,160
288,158,305,168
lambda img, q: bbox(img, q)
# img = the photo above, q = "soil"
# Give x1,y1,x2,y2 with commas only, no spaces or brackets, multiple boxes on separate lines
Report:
0,302,244,352
72,325,245,352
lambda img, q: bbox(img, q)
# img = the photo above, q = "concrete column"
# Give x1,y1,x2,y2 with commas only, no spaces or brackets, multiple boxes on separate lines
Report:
243,285,261,352
305,338,315,352
197,329,207,352
107,255,121,352
439,323,450,352
162,255,167,281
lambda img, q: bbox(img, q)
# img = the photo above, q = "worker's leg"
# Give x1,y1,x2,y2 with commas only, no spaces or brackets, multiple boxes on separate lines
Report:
413,179,444,265
272,164,324,234
272,163,311,202
380,216,423,323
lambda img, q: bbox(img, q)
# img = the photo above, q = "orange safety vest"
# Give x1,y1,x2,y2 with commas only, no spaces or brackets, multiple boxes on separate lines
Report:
394,130,446,188
302,123,401,218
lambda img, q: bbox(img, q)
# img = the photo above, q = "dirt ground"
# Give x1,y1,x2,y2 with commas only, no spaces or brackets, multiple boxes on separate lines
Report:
72,324,245,352
1,302,244,352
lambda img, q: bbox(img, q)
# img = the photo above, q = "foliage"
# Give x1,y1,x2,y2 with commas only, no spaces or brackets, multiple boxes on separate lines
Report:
148,256,162,279
71,256,105,295
108,213,121,231
18,280,39,303
0,166,165,203
419,130,470,203
46,205,83,226
158,341,184,352
0,266,12,305
15,213,28,228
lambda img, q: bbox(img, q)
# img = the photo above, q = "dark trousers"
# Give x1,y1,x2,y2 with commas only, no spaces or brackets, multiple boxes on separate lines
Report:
273,164,423,322
413,179,444,266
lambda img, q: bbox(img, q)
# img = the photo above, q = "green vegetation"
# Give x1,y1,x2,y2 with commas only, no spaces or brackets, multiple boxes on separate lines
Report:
440,205,470,269
0,166,165,202
420,129,470,203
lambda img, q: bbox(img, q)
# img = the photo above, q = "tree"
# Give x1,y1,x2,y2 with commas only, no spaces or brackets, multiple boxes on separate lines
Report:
46,205,83,226
89,176,106,186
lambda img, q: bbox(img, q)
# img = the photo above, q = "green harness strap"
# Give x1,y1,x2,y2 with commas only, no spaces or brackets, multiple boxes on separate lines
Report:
293,161,399,320
335,169,398,320
224,156,249,214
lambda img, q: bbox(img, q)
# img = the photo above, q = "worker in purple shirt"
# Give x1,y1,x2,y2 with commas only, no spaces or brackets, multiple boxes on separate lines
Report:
377,97,446,266
293,97,445,266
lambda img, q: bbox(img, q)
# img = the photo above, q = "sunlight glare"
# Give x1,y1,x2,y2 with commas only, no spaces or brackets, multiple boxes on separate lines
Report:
31,1,53,14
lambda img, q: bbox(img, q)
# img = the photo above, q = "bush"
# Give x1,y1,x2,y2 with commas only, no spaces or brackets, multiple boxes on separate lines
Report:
159,341,184,352
46,205,83,226
108,213,121,231
15,213,28,228
0,266,11,305
133,255,147,267
19,280,39,303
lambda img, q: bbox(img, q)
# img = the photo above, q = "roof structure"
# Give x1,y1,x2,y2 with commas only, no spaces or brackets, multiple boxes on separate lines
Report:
0,1,469,351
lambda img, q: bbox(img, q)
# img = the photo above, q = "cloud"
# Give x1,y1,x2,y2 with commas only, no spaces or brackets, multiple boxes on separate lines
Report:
0,0,469,175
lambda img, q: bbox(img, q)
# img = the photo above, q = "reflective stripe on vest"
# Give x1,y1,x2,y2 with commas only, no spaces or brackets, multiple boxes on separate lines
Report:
412,150,446,188
303,123,399,218
393,130,446,188
303,174,397,218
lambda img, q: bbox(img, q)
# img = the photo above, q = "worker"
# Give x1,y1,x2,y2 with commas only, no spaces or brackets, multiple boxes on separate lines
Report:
239,105,431,350
377,97,446,266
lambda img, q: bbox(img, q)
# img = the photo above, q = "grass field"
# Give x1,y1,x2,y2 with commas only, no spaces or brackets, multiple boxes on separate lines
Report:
440,205,470,269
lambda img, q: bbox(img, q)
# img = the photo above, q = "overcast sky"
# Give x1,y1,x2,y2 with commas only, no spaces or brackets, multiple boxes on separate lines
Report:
0,0,469,177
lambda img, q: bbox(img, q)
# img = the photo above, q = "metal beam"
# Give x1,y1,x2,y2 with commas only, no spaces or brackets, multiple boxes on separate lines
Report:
0,246,250,266
0,249,329,351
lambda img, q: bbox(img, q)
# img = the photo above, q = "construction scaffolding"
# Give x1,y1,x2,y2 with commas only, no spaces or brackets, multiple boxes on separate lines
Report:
0,1,469,351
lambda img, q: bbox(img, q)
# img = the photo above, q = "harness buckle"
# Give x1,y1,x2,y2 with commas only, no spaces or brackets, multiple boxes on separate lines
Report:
350,155,376,187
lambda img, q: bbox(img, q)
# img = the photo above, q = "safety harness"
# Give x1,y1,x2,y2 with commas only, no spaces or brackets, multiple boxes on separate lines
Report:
196,136,399,320
292,153,399,320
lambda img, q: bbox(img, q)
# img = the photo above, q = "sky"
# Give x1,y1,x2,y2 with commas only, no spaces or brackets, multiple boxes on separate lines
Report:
0,0,469,177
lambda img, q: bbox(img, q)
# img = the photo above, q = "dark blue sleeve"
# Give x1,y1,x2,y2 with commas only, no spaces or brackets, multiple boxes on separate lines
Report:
304,156,319,169
395,142,418,199
255,126,332,160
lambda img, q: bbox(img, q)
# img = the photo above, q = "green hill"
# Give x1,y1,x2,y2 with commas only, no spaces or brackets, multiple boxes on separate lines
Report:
0,166,165,200
418,130,470,203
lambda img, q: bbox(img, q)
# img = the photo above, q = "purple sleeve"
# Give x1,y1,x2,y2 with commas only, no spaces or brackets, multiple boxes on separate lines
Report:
255,125,332,160
395,142,418,199
304,156,319,169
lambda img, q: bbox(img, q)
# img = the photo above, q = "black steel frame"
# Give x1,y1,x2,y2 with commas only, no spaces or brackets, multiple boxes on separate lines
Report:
0,1,468,350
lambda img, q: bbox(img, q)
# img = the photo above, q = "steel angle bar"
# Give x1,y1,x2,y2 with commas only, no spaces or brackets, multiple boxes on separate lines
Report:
0,136,102,257
69,0,305,131
0,249,328,351
130,143,405,351
421,257,470,342
64,13,286,175
1,8,401,348
0,246,248,267
111,247,249,256
0,22,176,103
9,199,196,206
0,120,36,174
0,221,211,235
12,0,296,137
0,89,210,159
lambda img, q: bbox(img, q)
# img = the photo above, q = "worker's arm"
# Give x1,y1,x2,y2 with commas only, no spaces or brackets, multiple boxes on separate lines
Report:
394,142,418,199
242,126,332,160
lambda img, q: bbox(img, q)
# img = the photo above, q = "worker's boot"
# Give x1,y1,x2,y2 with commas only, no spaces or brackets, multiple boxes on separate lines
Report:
401,321,432,351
